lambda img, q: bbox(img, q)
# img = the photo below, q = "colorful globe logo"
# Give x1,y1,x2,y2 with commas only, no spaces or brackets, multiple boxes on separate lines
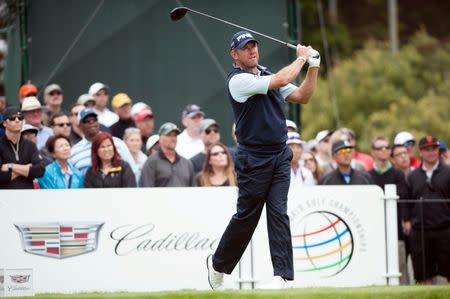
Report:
292,211,353,277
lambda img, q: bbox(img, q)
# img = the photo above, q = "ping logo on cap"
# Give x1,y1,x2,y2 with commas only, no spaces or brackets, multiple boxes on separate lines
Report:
236,32,253,42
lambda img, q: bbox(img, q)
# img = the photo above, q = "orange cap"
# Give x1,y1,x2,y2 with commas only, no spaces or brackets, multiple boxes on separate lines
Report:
19,83,38,98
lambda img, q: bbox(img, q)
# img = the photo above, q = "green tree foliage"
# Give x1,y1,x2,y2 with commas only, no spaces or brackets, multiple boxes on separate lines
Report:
301,30,450,153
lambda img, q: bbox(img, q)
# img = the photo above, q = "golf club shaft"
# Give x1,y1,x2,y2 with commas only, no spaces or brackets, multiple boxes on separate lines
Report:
186,8,297,50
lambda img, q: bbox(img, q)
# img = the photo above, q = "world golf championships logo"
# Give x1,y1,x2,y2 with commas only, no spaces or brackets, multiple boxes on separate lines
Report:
292,211,353,277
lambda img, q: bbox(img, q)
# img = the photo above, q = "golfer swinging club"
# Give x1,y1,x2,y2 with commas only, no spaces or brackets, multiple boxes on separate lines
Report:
206,31,320,289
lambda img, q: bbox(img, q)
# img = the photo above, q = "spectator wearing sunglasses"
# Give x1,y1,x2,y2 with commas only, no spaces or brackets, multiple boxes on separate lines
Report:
391,144,413,177
68,103,85,145
42,84,64,125
369,136,409,284
404,135,450,284
197,142,236,187
0,106,45,189
394,131,421,169
39,112,73,166
190,118,222,174
318,140,372,185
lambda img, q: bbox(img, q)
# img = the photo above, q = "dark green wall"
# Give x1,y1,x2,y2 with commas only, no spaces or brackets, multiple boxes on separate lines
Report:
24,0,292,144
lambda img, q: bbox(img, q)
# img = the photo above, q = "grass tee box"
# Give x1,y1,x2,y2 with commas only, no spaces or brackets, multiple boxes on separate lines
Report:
3,285,450,299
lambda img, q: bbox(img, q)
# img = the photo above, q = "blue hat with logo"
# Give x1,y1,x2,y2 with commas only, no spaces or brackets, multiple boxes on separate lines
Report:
77,108,98,123
230,31,258,50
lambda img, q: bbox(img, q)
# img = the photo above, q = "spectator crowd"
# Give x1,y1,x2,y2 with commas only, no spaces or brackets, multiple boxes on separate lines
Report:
0,82,449,285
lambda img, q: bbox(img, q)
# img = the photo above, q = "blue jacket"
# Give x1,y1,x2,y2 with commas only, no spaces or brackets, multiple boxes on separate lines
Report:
38,160,84,189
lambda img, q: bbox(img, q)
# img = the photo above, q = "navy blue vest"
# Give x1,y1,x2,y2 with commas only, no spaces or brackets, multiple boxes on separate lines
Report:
227,66,287,148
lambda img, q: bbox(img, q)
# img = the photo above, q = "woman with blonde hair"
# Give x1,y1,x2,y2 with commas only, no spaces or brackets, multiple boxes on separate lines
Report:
197,142,236,186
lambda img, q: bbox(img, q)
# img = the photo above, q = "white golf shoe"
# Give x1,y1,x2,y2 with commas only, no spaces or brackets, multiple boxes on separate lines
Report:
258,276,288,289
206,254,224,290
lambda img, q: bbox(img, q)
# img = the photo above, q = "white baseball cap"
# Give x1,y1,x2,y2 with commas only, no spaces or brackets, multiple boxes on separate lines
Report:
394,131,415,145
315,130,332,143
88,82,110,96
286,119,298,131
286,132,304,145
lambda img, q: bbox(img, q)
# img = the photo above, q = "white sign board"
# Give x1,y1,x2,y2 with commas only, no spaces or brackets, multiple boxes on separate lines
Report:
0,187,239,293
251,185,387,287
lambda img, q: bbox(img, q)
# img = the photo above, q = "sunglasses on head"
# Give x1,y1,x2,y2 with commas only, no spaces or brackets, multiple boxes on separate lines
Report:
6,115,24,122
205,128,219,134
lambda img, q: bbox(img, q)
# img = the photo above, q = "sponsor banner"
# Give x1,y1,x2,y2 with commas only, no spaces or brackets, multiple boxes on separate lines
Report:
0,187,239,293
0,186,389,293
252,185,387,287
0,268,33,297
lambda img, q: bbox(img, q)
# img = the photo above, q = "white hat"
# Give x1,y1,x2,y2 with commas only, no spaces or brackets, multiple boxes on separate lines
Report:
77,93,95,106
88,82,109,96
21,96,42,111
44,84,62,95
21,123,38,134
394,131,415,145
146,135,160,151
286,132,304,145
131,102,151,116
286,119,298,131
315,130,332,143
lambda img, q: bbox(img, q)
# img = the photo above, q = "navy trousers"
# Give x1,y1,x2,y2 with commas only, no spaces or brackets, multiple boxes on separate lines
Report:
212,145,294,280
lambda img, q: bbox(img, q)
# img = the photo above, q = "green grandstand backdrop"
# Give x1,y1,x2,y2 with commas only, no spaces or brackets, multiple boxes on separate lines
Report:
6,0,299,145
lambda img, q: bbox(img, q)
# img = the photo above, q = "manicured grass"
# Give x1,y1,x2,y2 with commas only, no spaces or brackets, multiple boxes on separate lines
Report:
5,285,450,299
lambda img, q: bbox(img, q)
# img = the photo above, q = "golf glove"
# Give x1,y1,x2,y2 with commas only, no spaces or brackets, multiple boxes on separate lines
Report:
308,49,320,68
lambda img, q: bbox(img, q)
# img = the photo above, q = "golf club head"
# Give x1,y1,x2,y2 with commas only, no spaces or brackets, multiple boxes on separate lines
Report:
170,7,190,21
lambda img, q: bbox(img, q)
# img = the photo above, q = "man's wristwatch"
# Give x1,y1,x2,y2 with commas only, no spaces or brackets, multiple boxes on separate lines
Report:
7,163,13,173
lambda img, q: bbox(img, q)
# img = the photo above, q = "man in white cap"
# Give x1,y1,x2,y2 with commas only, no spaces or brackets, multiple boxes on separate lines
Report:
175,104,205,159
394,131,420,169
21,96,53,150
88,82,119,127
314,130,333,174
286,132,314,186
286,119,298,132
43,83,63,123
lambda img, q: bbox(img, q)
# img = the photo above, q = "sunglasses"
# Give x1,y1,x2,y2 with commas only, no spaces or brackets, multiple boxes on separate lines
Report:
336,148,352,155
49,91,62,96
392,151,408,158
372,145,391,151
6,115,24,122
211,150,226,157
54,122,71,127
205,128,219,135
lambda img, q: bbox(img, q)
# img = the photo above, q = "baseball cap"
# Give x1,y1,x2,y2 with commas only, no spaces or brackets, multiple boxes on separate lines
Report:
19,83,38,98
145,134,160,151
230,31,258,50
182,104,204,119
394,131,415,146
112,93,132,108
77,108,98,123
199,118,218,133
131,102,150,115
158,122,181,136
21,123,38,135
88,82,110,96
1,106,23,127
439,140,448,152
332,140,354,154
286,119,298,131
315,130,332,143
21,96,42,111
77,93,96,106
418,135,439,149
286,132,303,145
44,84,62,95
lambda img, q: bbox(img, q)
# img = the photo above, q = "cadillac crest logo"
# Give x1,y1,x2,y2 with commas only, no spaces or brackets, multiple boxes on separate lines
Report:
15,222,103,259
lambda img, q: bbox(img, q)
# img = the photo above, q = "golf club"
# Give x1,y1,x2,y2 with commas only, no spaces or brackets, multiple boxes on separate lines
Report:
170,6,319,58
